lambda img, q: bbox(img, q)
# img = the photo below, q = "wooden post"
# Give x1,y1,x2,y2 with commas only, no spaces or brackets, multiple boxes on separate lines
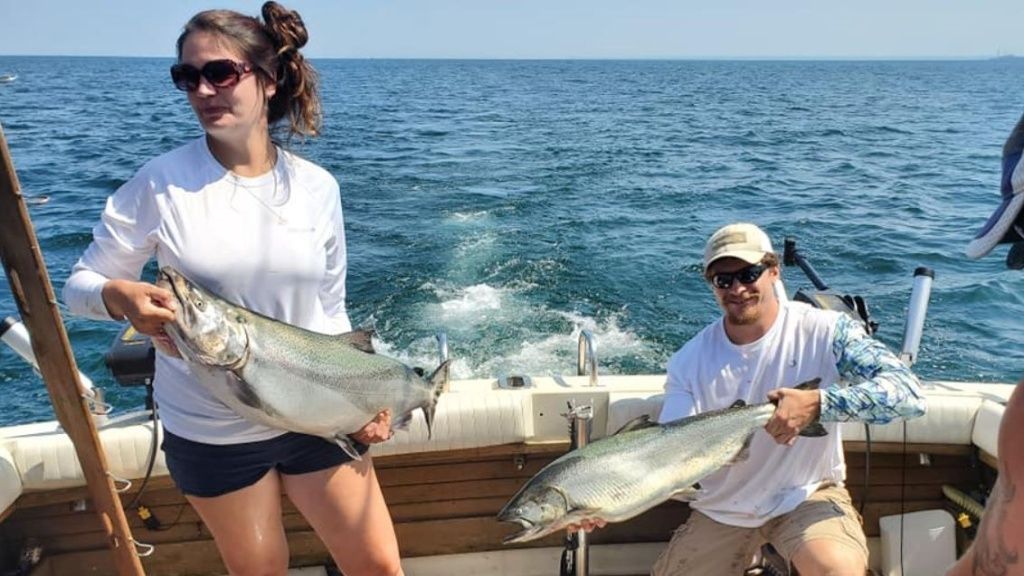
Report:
0,124,146,575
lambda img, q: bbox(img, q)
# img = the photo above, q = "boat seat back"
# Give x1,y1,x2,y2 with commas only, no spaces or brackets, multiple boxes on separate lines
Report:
0,443,21,515
603,381,1009,449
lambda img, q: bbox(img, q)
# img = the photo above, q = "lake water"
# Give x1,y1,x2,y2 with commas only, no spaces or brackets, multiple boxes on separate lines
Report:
0,57,1022,425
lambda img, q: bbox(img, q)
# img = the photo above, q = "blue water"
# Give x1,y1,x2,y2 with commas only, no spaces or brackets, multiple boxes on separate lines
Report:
0,56,1022,426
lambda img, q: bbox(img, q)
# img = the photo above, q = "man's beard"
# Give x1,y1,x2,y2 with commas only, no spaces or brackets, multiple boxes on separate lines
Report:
725,296,761,325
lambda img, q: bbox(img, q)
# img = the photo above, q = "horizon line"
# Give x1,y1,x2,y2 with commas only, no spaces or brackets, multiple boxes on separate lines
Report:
0,53,1019,62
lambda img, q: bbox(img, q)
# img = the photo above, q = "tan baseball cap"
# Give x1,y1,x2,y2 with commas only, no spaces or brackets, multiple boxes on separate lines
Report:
703,223,774,272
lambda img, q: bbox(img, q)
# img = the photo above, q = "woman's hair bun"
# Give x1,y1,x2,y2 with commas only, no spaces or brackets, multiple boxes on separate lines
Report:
261,1,308,53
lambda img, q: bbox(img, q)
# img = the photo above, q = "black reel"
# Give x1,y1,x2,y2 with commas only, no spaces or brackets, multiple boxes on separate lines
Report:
105,325,155,387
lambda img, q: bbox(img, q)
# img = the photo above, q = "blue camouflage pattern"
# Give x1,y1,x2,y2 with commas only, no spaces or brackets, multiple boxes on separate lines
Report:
821,313,927,423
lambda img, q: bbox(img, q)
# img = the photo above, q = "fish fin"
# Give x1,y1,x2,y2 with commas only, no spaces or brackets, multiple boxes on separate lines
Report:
567,507,602,520
729,399,746,408
612,414,658,435
671,484,703,502
393,412,414,431
421,359,451,440
224,370,268,412
727,435,755,465
794,377,822,391
798,422,829,437
337,329,376,354
334,435,363,461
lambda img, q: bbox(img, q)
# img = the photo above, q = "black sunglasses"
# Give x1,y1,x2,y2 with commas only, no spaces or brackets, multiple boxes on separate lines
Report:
170,59,253,92
710,264,767,290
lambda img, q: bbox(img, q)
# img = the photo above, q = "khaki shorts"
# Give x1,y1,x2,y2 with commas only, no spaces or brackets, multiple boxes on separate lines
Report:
651,484,869,575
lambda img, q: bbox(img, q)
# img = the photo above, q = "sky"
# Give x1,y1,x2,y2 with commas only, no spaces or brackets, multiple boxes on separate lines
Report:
0,0,1021,60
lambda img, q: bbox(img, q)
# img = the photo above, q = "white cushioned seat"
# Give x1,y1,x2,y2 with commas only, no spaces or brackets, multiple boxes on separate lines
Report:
604,384,998,448
0,379,1009,494
8,416,166,491
371,390,529,456
0,443,22,513
840,392,979,444
971,400,1004,459
1,388,531,491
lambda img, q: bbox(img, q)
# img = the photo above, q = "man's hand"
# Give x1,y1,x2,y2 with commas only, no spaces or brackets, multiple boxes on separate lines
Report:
765,387,821,445
351,410,394,444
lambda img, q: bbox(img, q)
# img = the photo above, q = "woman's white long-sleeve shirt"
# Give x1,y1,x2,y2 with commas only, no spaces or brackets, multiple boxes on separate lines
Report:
63,136,352,444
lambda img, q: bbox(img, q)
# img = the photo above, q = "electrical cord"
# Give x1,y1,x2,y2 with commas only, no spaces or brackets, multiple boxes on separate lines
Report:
124,385,159,513
860,423,871,517
900,420,907,576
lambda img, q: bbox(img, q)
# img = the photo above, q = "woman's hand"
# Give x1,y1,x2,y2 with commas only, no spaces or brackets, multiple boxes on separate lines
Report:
565,518,607,534
102,279,180,357
351,410,394,444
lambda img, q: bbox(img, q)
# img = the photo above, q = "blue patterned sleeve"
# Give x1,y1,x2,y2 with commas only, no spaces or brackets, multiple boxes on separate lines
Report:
820,314,927,423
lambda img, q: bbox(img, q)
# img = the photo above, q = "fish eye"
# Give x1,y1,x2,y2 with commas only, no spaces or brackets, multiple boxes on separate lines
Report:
195,299,205,310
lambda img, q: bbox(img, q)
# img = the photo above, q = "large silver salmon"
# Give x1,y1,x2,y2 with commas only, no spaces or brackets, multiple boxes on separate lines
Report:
157,266,449,460
497,379,825,543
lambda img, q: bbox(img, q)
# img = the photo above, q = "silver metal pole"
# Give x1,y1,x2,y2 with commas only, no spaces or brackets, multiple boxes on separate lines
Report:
899,267,934,367
577,330,598,386
566,403,593,576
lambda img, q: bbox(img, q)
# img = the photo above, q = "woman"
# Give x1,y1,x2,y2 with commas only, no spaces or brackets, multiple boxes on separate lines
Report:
62,4,402,575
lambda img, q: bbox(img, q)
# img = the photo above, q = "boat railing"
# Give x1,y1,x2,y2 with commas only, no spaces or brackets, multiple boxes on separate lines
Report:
577,329,598,386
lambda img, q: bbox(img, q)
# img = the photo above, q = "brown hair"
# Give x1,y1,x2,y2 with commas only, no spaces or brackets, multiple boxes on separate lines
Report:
176,1,322,138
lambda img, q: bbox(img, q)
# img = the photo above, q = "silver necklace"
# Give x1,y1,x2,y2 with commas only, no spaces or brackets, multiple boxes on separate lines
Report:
233,161,288,225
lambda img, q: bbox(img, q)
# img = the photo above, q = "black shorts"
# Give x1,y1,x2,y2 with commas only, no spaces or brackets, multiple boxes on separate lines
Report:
162,429,369,498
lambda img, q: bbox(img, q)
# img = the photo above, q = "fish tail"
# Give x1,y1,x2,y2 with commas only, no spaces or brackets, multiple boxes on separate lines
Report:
422,359,451,440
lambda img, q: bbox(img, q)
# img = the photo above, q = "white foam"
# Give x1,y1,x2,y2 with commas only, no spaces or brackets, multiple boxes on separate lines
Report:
370,334,470,378
438,284,503,317
475,311,652,378
452,233,497,260
364,291,655,381
448,210,491,223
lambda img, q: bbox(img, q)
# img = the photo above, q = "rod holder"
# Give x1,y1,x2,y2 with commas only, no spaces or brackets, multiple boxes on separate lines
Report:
1,315,97,399
899,267,934,367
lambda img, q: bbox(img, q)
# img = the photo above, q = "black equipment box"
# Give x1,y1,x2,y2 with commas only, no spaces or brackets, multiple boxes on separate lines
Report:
104,325,155,387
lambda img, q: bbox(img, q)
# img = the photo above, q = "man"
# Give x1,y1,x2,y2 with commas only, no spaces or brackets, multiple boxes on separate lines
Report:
652,222,927,576
947,112,1024,576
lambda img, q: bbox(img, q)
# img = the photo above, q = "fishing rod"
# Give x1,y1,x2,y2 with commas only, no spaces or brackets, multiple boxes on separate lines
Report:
782,237,878,335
